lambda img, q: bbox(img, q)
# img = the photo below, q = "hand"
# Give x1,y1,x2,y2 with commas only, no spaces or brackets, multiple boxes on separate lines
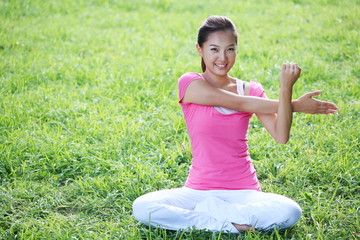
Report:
293,90,339,114
280,63,301,89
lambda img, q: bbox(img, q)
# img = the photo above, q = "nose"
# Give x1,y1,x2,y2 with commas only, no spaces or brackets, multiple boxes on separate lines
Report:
219,50,227,61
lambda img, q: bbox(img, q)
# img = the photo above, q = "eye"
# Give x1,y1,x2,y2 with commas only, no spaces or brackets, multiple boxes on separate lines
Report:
227,47,236,52
210,48,218,52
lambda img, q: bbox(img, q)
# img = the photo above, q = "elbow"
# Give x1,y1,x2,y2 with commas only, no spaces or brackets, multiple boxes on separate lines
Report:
277,139,289,145
275,136,290,144
273,125,291,144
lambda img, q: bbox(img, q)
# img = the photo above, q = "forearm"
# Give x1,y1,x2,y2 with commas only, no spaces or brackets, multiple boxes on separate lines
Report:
274,88,293,144
235,96,278,113
236,96,298,114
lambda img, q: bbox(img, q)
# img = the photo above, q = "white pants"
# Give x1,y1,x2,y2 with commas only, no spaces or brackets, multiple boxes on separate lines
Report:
132,187,301,233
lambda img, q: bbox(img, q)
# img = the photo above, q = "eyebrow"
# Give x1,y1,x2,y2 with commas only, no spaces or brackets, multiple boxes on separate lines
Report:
209,44,236,47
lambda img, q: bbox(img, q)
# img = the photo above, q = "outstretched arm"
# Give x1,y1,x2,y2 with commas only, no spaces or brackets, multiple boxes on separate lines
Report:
182,77,338,115
182,78,278,113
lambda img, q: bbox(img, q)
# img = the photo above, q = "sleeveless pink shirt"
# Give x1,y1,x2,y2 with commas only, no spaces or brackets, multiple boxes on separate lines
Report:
178,72,267,191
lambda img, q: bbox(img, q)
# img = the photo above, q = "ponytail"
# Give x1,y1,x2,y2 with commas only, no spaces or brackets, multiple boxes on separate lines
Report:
201,58,206,72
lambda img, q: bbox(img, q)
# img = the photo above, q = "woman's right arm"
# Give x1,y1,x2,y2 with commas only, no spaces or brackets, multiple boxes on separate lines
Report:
181,78,338,114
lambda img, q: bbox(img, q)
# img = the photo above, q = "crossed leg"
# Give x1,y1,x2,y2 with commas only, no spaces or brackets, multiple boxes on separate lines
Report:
133,187,301,233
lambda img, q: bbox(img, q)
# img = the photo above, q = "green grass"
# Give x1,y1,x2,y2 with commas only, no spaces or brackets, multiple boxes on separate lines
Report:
1,0,359,239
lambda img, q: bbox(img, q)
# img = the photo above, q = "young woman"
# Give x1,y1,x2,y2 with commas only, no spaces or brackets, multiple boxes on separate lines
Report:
132,16,338,232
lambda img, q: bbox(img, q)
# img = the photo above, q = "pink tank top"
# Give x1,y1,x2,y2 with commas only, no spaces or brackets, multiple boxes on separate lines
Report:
178,72,267,191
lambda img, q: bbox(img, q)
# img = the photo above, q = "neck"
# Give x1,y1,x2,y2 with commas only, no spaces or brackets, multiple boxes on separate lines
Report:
202,71,231,88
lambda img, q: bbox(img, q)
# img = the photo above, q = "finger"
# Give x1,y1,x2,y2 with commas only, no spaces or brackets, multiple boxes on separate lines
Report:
311,100,339,114
289,63,293,73
291,63,296,73
285,63,290,70
323,109,338,114
305,90,322,98
319,102,339,113
311,90,322,96
317,108,338,115
293,63,299,74
323,102,339,110
328,109,338,114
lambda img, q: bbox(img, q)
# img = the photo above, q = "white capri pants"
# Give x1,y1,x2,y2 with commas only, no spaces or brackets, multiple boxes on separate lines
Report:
132,187,301,233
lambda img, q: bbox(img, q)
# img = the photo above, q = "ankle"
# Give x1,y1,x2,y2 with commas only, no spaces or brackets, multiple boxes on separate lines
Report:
232,223,255,232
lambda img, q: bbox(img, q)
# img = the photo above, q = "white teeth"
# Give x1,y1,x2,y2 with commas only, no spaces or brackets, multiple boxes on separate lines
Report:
217,64,226,67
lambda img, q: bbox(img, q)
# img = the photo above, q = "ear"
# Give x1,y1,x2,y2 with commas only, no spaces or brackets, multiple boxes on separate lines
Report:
196,44,203,57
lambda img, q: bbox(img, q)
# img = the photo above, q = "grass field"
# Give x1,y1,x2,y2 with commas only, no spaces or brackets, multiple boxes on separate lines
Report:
1,0,359,239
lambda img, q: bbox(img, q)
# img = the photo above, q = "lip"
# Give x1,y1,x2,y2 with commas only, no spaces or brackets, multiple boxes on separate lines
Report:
215,63,228,69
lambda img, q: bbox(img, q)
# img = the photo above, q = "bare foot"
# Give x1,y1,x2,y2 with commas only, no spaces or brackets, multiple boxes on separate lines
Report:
232,223,255,232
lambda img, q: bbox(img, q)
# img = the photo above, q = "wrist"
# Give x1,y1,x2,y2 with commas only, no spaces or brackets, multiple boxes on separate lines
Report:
279,87,293,102
280,84,294,92
292,99,299,112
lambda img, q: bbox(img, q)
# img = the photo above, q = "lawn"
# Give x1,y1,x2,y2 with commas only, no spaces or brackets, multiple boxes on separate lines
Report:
0,0,359,239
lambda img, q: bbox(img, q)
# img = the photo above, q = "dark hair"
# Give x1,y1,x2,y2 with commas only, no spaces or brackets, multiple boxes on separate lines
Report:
197,16,238,72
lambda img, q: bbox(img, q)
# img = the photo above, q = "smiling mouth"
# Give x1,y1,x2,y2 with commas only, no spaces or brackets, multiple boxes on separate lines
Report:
215,63,227,68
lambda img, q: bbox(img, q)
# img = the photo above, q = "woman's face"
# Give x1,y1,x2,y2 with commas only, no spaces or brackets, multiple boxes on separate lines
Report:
197,30,237,76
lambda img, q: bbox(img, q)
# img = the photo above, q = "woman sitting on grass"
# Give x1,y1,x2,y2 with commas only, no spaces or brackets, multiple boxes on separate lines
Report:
133,15,338,232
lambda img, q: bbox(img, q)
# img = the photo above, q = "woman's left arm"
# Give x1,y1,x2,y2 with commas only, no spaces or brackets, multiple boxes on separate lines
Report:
256,63,301,144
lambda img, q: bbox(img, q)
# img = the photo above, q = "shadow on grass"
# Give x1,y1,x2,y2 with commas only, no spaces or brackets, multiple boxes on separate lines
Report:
136,224,298,240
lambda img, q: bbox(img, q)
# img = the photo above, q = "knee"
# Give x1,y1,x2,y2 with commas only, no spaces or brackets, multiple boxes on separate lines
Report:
282,200,302,229
132,195,153,224
264,196,302,230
